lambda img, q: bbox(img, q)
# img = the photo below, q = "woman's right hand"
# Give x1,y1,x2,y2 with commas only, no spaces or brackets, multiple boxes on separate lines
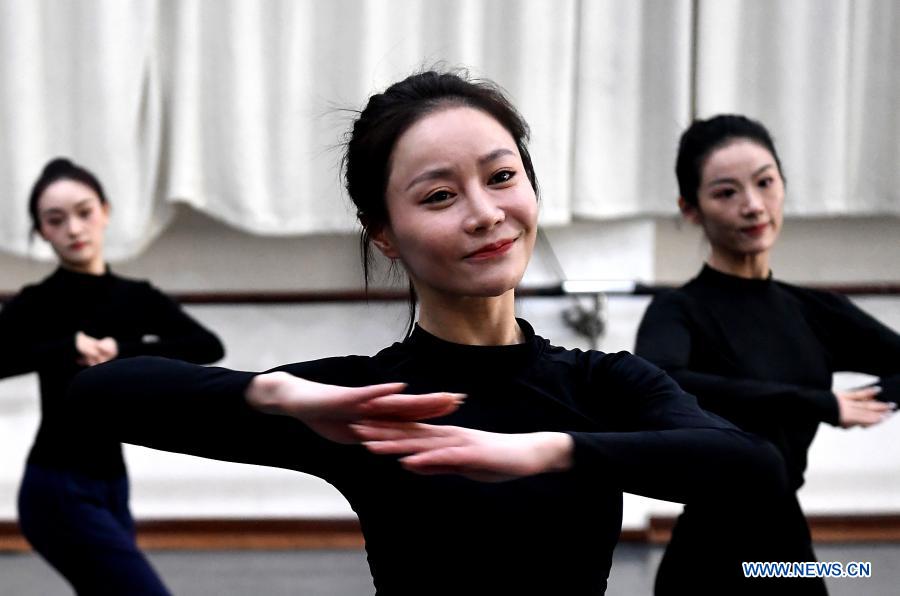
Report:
246,372,464,444
835,386,894,428
75,331,118,367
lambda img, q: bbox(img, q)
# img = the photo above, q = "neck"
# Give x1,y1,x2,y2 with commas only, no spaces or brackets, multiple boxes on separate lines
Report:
61,257,105,276
415,288,522,346
707,248,770,279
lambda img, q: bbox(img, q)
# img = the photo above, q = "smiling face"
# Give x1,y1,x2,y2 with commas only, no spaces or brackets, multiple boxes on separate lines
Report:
373,106,538,303
683,139,785,273
36,178,110,274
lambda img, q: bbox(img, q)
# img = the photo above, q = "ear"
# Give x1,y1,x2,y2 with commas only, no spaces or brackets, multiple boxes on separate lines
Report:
370,225,400,259
678,197,702,225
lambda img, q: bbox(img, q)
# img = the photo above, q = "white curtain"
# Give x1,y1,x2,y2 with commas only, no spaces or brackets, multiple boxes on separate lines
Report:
695,0,900,216
0,0,897,259
571,0,692,218
159,0,577,235
0,0,167,260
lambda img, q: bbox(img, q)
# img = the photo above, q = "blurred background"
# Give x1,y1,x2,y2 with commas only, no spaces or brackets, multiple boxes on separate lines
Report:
1,0,898,593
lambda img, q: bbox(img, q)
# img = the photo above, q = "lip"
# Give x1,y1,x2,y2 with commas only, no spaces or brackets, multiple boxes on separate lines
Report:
465,237,517,259
69,241,87,251
740,223,769,237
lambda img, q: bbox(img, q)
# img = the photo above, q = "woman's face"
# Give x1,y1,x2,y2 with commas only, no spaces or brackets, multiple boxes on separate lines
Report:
37,179,109,272
687,139,784,261
376,106,538,301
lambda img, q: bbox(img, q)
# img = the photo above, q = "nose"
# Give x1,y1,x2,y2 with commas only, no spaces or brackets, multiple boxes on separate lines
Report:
66,216,84,236
741,188,765,217
463,187,505,234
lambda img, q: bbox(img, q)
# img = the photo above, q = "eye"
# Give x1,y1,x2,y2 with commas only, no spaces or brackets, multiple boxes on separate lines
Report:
711,188,736,200
78,208,93,219
422,189,454,205
758,176,774,188
488,169,516,185
44,218,64,227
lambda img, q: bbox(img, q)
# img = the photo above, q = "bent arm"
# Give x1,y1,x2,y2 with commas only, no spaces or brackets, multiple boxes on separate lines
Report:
0,293,79,378
636,294,839,425
114,285,224,364
811,292,900,406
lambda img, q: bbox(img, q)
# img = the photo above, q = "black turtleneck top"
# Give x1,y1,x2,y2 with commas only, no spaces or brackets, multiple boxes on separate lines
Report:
635,264,900,488
69,318,787,595
0,266,224,476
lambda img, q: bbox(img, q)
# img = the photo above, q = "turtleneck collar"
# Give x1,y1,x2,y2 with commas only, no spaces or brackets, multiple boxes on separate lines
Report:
403,318,542,371
697,263,773,291
50,265,114,285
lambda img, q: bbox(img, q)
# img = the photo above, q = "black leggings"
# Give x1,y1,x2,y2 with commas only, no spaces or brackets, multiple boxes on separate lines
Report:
18,464,171,596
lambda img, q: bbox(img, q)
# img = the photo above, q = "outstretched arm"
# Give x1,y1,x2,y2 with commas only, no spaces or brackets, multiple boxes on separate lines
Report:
67,356,461,474
356,353,788,504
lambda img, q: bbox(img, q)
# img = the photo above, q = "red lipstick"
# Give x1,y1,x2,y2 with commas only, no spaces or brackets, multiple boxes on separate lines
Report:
466,238,516,259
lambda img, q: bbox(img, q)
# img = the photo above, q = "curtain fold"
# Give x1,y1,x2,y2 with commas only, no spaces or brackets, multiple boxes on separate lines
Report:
0,0,897,259
571,0,692,219
160,0,577,235
695,0,900,216
0,0,167,260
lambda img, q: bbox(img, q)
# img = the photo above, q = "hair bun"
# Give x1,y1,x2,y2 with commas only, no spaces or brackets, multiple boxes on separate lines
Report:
42,157,76,177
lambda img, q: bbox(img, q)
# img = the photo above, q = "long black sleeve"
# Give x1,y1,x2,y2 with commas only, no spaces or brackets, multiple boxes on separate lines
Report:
800,289,900,405
68,356,369,479
0,289,79,378
636,292,839,425
114,283,224,364
64,317,811,594
567,353,788,503
635,265,900,487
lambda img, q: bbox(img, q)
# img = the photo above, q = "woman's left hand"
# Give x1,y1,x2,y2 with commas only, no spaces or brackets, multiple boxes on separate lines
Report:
353,421,573,482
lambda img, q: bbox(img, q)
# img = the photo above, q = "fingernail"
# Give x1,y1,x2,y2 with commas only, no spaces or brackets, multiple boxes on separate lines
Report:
873,386,883,394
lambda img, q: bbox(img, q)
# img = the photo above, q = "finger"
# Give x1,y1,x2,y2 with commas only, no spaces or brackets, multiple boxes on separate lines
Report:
355,420,463,435
855,401,893,413
399,446,473,468
352,421,430,438
846,387,882,401
362,436,460,455
358,394,464,419
343,382,410,403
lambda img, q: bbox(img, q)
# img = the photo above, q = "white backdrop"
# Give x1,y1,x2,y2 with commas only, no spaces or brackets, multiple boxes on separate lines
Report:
1,0,898,260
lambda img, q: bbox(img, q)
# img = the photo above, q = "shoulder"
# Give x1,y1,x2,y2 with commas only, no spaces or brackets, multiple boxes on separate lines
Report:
645,286,696,314
1,278,53,313
540,341,666,388
638,288,697,334
268,354,380,386
772,280,856,313
109,273,161,293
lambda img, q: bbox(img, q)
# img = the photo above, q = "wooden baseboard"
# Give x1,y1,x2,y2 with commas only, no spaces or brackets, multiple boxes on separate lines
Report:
647,513,900,545
2,514,899,552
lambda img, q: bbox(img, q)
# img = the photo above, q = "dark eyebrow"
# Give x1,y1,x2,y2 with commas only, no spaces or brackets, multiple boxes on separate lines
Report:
405,148,516,191
477,148,515,165
39,198,96,216
706,163,775,188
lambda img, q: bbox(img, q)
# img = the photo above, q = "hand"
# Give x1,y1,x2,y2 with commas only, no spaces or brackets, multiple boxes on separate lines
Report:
353,421,574,482
75,332,119,367
246,372,464,444
835,386,894,428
